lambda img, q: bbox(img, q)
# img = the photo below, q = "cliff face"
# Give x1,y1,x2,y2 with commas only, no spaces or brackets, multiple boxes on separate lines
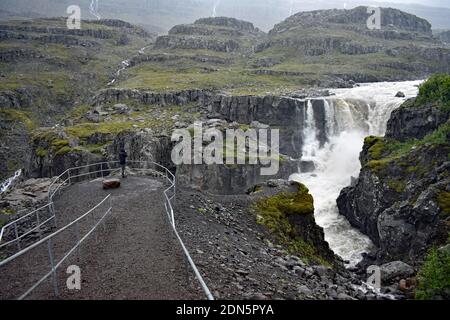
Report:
337,75,450,266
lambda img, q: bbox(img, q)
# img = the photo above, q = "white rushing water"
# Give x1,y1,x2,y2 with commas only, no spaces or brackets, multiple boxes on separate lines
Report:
1,169,22,194
290,80,422,266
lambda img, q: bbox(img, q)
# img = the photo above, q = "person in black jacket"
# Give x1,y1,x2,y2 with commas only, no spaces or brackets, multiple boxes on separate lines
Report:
119,148,128,178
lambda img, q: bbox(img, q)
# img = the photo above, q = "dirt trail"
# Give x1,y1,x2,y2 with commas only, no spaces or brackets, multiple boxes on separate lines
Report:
0,176,202,300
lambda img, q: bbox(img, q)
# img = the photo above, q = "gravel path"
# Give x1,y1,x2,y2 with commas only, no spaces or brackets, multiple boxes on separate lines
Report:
0,176,202,300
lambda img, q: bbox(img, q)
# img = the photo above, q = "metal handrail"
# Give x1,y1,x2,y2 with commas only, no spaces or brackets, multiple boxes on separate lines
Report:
0,195,112,300
0,195,110,267
1,160,214,300
0,203,55,254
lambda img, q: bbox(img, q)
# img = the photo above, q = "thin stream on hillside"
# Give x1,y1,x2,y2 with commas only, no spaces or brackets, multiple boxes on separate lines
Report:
290,80,422,266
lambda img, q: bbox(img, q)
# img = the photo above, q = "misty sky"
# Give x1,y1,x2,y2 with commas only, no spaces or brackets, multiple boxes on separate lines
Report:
287,0,450,9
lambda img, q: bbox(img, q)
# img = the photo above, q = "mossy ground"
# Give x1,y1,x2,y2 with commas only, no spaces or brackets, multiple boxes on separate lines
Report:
437,191,450,216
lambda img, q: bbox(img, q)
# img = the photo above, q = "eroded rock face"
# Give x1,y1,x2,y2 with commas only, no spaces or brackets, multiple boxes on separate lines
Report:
92,88,212,107
176,159,298,195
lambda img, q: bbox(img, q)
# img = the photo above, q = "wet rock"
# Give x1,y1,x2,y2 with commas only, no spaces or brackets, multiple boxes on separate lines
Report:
395,91,405,98
380,261,414,284
299,160,315,173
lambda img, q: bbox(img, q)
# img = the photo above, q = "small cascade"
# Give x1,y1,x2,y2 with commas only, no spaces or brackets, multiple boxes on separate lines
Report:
291,80,422,266
1,169,22,194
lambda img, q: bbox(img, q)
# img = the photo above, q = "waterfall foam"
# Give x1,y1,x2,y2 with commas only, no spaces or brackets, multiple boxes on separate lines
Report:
291,80,422,266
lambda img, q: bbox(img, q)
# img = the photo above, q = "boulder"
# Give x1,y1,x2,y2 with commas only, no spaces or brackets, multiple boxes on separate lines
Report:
379,261,414,284
395,91,405,98
103,178,121,190
113,103,130,115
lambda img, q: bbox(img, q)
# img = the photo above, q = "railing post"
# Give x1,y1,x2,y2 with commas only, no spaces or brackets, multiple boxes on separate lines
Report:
52,203,57,229
36,211,41,240
75,221,81,259
47,239,59,297
14,222,21,252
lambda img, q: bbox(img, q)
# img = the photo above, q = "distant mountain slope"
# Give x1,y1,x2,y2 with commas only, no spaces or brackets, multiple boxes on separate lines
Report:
0,17,153,179
2,0,450,33
115,8,450,94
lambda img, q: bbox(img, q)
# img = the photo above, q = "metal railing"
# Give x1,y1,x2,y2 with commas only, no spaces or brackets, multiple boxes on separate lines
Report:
0,160,214,300
0,203,56,255
0,195,112,300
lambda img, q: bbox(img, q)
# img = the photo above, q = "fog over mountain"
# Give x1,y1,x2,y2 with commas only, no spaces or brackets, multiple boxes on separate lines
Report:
1,0,450,32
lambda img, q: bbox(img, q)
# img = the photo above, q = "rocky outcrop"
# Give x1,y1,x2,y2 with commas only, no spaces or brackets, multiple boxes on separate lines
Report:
194,17,259,33
253,180,337,265
154,16,263,53
337,92,450,266
155,35,240,52
385,98,450,141
270,7,431,35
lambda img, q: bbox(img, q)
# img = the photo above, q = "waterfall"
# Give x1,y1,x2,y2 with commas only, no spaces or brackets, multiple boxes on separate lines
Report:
89,0,101,20
302,100,319,160
212,0,221,18
1,169,22,194
290,80,422,266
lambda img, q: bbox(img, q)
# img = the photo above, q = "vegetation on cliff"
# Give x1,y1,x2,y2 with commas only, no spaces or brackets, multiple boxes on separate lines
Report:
0,18,153,179
255,182,331,266
416,248,450,300
338,73,450,267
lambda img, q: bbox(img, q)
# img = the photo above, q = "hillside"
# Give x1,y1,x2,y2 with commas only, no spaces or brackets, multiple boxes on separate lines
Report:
0,18,153,179
112,8,450,95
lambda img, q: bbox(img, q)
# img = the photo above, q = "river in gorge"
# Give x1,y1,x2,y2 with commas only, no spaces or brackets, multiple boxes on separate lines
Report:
290,80,423,267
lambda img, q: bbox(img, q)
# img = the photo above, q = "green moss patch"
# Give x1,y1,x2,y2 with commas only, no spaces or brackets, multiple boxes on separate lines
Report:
416,248,450,300
388,179,407,193
437,191,450,216
0,109,36,131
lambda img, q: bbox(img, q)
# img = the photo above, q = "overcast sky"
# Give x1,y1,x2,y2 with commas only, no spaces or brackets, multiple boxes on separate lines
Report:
287,0,450,9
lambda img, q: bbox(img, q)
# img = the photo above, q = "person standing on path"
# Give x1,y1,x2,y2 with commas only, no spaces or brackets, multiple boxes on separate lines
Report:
119,147,128,178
